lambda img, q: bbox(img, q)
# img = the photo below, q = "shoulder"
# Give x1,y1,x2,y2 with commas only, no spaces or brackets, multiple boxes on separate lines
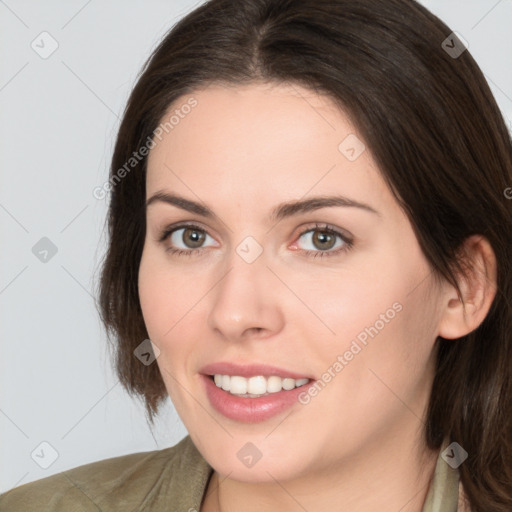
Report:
0,435,212,512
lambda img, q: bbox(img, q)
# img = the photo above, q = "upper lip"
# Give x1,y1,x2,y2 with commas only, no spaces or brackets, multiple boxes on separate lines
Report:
200,362,313,380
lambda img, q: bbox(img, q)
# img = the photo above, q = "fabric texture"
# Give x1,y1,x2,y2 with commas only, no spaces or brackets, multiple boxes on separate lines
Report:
422,437,468,512
0,435,468,511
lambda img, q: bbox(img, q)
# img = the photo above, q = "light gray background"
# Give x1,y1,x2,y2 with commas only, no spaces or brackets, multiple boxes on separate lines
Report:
1,0,511,493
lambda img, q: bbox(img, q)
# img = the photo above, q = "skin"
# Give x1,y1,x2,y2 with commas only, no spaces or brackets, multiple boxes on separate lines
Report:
138,82,497,512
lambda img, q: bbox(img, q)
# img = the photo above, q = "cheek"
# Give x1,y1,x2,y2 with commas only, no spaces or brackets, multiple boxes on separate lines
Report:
138,253,167,339
138,248,203,340
138,250,199,401
304,246,436,387
298,253,405,345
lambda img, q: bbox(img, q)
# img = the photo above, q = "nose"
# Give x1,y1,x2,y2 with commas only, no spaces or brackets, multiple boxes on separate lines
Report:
206,250,285,342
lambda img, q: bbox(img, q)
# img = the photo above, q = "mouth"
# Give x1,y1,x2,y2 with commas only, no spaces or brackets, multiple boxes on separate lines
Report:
201,372,316,423
199,362,315,420
206,374,312,398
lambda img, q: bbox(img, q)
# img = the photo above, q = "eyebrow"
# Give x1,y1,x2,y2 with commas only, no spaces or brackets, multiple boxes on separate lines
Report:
145,191,380,221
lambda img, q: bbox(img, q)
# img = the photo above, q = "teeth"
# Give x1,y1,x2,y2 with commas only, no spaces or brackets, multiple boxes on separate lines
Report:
212,374,310,397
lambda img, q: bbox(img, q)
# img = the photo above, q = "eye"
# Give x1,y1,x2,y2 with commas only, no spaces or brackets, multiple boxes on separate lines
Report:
293,224,353,258
158,223,217,256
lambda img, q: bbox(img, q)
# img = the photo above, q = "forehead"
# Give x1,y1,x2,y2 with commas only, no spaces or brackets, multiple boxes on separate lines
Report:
145,82,391,214
148,81,351,166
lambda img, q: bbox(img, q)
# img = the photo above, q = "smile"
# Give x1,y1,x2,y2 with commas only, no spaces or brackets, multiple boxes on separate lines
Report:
211,374,310,397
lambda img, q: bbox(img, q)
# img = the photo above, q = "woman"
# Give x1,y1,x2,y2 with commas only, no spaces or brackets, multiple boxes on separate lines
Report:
2,0,511,511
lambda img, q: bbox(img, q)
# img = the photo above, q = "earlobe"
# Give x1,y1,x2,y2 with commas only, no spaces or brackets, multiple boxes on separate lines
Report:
437,235,498,340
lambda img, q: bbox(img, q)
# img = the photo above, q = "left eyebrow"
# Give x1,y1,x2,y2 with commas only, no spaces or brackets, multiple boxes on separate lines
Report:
145,191,380,221
270,195,380,222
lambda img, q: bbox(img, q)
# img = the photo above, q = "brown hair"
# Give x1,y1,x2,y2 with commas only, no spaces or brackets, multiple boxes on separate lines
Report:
95,0,512,509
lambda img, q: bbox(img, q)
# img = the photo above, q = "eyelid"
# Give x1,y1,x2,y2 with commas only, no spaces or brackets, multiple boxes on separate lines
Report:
157,221,218,243
291,222,353,243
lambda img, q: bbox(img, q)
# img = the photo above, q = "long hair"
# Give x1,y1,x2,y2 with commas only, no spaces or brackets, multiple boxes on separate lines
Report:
95,1,512,510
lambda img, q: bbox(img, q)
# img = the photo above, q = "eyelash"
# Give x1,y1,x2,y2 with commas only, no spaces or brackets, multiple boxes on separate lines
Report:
157,222,354,259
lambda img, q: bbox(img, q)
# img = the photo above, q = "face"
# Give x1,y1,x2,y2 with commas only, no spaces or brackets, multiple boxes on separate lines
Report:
138,82,445,483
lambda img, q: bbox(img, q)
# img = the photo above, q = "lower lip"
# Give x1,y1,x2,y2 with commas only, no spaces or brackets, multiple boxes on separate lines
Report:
201,374,314,423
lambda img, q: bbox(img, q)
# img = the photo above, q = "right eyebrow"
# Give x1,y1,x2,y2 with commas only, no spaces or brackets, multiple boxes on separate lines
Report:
145,191,214,218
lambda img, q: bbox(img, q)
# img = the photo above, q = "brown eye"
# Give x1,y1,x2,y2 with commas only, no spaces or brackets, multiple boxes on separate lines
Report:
181,227,206,248
311,230,337,250
294,225,353,257
166,225,215,251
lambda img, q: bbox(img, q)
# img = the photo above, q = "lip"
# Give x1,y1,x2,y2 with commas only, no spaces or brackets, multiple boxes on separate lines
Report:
199,361,313,380
201,373,315,423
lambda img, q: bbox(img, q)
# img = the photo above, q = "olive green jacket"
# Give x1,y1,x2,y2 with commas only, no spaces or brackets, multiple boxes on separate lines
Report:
0,435,470,511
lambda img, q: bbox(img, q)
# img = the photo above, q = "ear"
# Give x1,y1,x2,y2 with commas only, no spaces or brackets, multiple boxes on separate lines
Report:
437,234,498,340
